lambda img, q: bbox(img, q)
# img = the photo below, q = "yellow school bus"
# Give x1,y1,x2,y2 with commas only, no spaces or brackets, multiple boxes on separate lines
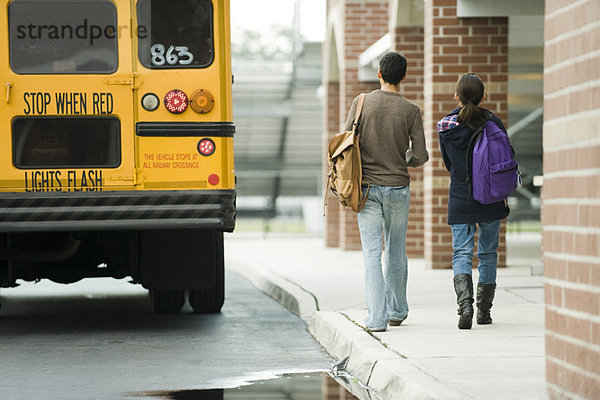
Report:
0,0,235,313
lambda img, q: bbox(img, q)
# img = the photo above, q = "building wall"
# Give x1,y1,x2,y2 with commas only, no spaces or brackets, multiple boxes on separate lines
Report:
324,82,341,247
543,1,600,398
393,26,426,258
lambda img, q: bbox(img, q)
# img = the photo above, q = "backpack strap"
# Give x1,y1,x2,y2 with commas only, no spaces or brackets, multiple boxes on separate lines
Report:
465,112,492,185
465,113,493,217
348,94,368,212
353,94,366,135
354,183,370,212
352,94,369,212
466,124,484,186
322,171,331,216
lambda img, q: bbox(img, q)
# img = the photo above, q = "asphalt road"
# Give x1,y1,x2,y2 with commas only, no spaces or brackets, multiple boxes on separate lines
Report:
0,270,331,400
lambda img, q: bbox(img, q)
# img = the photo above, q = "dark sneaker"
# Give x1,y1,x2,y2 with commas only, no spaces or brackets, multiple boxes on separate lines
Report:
389,318,406,327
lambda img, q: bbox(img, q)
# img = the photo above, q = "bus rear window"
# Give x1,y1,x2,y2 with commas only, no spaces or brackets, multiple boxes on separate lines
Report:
12,117,121,169
8,1,118,74
137,0,214,69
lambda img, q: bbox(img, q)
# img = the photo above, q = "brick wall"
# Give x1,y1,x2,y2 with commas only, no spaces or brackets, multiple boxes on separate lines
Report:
393,26,425,258
423,0,508,269
543,1,600,398
393,26,425,108
324,82,341,247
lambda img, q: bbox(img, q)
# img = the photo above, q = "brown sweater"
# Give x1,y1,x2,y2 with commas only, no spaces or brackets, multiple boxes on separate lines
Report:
344,90,429,187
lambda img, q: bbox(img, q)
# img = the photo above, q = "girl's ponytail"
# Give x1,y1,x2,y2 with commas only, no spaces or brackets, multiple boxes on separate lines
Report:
455,74,486,131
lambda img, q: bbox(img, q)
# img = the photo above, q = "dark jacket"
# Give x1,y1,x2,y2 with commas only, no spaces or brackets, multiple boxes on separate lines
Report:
437,107,510,225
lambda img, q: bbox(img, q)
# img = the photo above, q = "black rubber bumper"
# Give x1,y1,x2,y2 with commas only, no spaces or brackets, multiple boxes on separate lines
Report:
136,121,235,137
0,190,236,233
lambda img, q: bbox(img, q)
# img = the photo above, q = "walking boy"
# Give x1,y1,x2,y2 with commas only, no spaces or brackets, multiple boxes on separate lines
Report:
343,52,429,332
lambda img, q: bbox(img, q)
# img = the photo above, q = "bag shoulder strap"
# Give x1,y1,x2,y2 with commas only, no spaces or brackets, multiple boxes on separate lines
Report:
350,94,368,212
352,94,366,135
465,113,491,184
464,113,497,212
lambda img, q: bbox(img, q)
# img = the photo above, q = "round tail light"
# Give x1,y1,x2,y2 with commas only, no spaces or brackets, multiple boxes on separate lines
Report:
208,174,220,186
164,89,188,114
198,138,216,156
141,93,160,111
190,89,215,114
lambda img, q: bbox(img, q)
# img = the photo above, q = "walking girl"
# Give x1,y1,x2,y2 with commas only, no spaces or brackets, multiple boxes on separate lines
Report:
437,73,510,330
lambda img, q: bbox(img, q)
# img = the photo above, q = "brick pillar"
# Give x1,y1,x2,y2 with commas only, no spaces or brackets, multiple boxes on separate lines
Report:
393,27,425,108
324,82,341,247
544,1,600,398
423,0,508,269
325,0,389,250
338,208,360,250
393,26,425,258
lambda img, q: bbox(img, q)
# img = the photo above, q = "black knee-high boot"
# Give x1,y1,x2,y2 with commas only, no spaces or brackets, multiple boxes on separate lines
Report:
476,283,496,325
453,274,473,330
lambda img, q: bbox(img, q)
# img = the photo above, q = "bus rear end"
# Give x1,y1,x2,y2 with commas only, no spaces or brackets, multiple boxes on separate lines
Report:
0,0,235,314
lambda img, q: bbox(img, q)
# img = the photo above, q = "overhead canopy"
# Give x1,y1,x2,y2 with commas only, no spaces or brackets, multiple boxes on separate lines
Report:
457,0,544,17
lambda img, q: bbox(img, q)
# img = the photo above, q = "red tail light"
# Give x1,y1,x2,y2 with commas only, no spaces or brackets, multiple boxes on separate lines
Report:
164,90,188,114
208,174,219,186
198,138,216,156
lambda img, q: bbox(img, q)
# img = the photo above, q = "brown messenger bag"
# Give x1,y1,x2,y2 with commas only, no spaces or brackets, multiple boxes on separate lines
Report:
324,94,370,214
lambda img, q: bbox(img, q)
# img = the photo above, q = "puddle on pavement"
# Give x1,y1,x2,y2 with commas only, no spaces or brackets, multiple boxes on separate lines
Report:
127,372,381,400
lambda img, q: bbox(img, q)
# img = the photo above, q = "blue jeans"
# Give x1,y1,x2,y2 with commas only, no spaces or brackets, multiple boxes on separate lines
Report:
450,220,501,285
357,185,410,330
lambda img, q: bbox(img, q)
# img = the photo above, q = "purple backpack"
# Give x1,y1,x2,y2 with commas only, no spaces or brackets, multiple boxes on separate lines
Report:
468,116,520,204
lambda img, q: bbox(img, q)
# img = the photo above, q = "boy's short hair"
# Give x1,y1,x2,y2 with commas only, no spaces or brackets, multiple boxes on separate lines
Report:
379,52,407,85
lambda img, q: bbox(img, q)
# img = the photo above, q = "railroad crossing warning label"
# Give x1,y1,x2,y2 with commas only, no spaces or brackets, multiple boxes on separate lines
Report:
143,153,199,169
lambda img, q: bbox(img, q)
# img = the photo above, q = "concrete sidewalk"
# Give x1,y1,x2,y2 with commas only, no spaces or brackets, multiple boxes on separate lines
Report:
225,232,546,400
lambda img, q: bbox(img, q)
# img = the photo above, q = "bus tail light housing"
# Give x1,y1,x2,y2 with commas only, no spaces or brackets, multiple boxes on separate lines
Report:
141,93,160,111
190,89,215,114
164,89,188,114
198,138,215,156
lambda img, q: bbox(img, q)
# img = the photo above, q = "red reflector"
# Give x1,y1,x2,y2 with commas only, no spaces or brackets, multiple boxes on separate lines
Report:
208,174,219,186
198,138,216,156
164,90,188,114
